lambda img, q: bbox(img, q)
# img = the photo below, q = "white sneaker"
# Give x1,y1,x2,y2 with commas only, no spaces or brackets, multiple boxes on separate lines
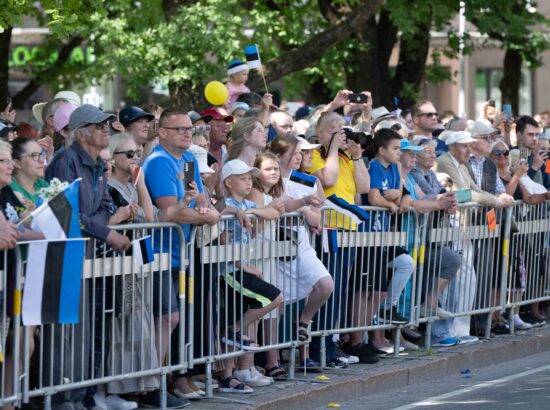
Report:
234,368,273,387
457,335,479,345
514,318,533,330
104,394,138,410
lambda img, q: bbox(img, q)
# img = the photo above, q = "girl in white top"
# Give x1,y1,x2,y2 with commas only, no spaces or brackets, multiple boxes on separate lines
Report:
263,136,334,370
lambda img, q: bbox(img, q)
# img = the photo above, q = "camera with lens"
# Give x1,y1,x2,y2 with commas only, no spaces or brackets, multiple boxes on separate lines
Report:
343,127,373,149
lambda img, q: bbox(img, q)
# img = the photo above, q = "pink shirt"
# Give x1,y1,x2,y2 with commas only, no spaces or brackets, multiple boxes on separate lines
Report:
226,82,250,108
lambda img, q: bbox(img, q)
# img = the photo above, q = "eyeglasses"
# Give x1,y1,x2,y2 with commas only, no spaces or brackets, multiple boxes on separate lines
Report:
416,112,439,118
114,149,143,159
86,119,111,130
193,125,210,136
476,135,496,142
0,158,14,166
23,151,47,161
491,149,510,157
162,126,194,135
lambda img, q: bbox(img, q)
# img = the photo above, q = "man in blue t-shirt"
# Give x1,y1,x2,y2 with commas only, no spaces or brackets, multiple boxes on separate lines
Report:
142,108,220,408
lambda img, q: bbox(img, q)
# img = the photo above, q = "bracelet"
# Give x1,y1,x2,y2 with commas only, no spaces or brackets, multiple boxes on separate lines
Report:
352,157,362,161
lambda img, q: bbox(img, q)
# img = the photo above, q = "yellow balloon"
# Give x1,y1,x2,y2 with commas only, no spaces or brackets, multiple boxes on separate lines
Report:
204,81,228,106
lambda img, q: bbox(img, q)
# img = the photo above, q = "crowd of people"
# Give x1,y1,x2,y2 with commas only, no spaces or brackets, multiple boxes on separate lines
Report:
0,63,549,410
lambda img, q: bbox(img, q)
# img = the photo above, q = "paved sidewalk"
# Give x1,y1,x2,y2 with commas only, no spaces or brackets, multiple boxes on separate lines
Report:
184,325,550,410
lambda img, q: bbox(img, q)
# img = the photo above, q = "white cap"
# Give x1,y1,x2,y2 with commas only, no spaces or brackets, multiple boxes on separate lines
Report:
221,159,259,182
187,144,214,174
375,119,413,134
296,136,321,150
445,131,476,146
32,90,81,124
371,106,394,126
437,130,453,142
467,120,497,138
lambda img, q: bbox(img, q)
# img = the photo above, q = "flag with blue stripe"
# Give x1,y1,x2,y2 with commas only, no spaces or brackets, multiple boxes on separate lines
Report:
324,194,370,224
132,235,154,267
244,44,262,69
22,238,86,325
290,170,316,188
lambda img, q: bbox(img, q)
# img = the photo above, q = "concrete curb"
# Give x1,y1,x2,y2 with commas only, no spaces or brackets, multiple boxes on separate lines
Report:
244,328,550,409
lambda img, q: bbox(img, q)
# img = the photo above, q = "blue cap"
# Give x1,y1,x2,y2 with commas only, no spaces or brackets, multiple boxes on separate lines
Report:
119,106,155,126
400,139,424,151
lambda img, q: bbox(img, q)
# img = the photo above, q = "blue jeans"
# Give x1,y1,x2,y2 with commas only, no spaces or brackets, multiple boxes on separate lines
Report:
311,244,355,361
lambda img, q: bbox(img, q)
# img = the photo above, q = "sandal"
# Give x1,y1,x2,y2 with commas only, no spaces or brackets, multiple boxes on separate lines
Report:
296,321,310,342
265,364,288,379
218,377,253,394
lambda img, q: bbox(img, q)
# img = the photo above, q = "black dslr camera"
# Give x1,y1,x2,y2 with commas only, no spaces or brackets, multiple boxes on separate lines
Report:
343,128,373,149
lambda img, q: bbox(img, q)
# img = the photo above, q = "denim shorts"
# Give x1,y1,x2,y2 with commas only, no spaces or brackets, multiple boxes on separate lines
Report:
152,269,179,316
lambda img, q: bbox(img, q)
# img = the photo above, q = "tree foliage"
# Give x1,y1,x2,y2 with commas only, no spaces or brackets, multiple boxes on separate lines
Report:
1,0,549,110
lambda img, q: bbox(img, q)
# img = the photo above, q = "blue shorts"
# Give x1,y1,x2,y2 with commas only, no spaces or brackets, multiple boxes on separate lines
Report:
152,269,179,316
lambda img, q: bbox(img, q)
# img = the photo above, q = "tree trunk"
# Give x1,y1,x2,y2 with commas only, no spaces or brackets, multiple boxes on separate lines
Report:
344,9,398,108
390,16,432,109
499,48,522,116
0,27,13,103
168,80,207,110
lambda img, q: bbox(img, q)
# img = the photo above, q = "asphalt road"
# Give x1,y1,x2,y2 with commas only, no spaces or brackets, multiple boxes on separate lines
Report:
339,350,550,410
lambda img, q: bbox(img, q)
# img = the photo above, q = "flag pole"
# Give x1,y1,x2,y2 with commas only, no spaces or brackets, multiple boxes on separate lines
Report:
260,68,269,94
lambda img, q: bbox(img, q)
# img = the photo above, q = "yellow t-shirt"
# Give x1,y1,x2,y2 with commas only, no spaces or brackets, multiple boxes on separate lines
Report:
307,150,357,229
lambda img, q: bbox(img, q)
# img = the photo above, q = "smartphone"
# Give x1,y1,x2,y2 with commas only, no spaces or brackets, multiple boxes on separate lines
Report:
3,97,12,111
349,93,369,104
455,188,472,203
519,147,529,162
183,161,195,190
503,103,512,118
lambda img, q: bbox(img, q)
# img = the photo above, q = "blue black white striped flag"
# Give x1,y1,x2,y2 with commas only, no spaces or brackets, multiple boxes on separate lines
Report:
324,194,370,224
22,238,86,325
244,45,262,69
132,235,154,267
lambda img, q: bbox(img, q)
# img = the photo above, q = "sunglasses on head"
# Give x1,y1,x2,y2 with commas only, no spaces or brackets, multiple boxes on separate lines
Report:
114,149,143,159
491,149,509,157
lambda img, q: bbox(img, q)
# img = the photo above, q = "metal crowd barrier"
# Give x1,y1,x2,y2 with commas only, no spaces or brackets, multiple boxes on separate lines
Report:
2,201,550,407
0,222,186,409
188,213,303,397
309,206,419,365
505,200,550,332
415,203,513,346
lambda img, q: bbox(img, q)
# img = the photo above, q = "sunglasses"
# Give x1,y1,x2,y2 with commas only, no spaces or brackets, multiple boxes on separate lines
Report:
491,149,510,157
86,119,111,130
417,112,439,119
114,149,143,159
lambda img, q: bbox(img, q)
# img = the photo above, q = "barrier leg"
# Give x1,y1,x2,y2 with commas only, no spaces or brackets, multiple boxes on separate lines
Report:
205,362,213,398
44,395,51,410
393,328,401,357
320,336,326,368
484,313,492,339
160,371,167,410
424,322,432,350
288,345,296,378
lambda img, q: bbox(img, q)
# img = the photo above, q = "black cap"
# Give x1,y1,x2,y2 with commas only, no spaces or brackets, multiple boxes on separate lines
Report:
119,106,155,126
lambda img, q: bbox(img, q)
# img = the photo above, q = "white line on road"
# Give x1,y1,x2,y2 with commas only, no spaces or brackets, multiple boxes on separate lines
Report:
390,363,550,410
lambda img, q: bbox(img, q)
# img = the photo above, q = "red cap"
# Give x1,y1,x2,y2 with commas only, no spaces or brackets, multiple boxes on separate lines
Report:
200,108,233,123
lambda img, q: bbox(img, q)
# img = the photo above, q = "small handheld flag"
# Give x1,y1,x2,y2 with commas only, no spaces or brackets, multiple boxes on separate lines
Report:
132,235,154,267
22,238,86,325
324,195,370,224
244,45,262,69
244,44,268,93
30,179,81,239
132,165,142,185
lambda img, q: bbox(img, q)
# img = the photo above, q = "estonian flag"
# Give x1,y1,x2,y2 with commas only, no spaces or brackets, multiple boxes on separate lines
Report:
30,179,81,239
244,45,262,69
324,194,370,224
22,238,86,325
132,235,154,267
289,170,316,188
322,228,339,253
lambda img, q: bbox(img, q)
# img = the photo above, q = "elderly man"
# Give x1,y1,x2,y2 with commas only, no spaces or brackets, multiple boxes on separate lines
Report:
435,130,514,341
45,104,131,410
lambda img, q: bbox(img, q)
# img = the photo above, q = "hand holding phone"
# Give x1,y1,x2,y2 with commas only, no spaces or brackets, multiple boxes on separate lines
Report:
349,93,369,104
503,104,512,119
183,161,195,190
